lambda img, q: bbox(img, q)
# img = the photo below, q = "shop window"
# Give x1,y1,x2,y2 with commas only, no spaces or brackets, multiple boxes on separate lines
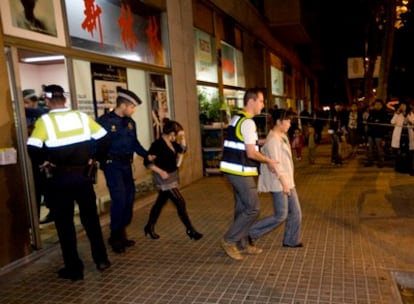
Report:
221,42,245,87
65,0,169,66
194,29,218,83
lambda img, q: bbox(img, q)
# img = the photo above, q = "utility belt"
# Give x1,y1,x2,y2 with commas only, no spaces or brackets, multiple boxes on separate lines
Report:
44,163,98,183
107,154,133,163
55,165,86,174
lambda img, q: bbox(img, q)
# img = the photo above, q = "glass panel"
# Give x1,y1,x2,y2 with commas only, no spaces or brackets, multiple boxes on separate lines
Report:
221,42,236,86
223,88,244,115
65,0,168,66
197,85,225,124
17,49,70,248
149,73,171,140
235,49,245,87
271,66,284,96
194,29,218,83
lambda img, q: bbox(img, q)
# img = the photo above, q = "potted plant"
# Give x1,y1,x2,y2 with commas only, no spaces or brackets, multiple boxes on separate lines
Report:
199,92,226,125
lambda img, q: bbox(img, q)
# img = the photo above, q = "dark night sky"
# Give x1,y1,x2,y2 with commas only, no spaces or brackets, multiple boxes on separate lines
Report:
311,1,414,104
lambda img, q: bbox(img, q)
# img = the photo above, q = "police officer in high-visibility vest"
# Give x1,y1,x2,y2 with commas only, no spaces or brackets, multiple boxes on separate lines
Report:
219,88,278,261
96,87,148,254
27,85,111,281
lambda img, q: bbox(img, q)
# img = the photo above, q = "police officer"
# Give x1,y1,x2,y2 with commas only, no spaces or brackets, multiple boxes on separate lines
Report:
27,85,111,281
23,89,52,223
219,88,278,261
96,86,148,253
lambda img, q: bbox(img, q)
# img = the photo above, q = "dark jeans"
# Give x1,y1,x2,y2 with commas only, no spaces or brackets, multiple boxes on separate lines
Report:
104,161,135,231
330,133,342,164
367,136,384,165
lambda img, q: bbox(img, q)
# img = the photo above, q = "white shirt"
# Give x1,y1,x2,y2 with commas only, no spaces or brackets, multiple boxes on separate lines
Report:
258,131,295,192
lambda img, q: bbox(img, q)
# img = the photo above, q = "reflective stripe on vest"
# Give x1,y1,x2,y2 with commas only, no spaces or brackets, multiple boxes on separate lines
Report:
42,112,92,147
220,112,259,176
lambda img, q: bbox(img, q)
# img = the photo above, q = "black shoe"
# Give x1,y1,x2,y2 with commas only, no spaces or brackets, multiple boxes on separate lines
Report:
144,225,160,239
282,243,303,248
96,260,111,271
108,236,125,254
123,239,136,247
186,229,203,240
57,268,84,281
247,235,256,246
39,213,53,224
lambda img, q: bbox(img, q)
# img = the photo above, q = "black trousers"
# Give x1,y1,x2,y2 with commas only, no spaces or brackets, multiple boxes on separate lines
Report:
47,172,108,270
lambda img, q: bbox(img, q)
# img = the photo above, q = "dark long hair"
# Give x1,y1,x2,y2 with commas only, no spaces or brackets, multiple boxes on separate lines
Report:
162,119,183,135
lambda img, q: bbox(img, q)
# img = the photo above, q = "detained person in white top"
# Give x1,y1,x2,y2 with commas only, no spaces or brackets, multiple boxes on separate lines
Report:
248,108,303,248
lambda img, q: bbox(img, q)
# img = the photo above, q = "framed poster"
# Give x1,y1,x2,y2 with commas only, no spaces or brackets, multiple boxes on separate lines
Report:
0,0,66,46
149,74,169,139
91,63,127,118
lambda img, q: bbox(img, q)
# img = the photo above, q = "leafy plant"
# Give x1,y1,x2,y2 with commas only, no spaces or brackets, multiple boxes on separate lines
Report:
198,91,225,123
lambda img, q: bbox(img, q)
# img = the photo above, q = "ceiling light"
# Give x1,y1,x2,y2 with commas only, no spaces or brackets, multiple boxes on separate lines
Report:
21,55,65,63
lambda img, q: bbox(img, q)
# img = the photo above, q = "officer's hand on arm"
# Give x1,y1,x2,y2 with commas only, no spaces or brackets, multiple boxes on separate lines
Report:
246,144,278,173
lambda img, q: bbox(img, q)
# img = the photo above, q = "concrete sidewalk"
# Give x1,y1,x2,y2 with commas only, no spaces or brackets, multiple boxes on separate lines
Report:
1,142,414,303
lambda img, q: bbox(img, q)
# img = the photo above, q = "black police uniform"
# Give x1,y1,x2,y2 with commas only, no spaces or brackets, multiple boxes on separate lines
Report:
96,87,147,253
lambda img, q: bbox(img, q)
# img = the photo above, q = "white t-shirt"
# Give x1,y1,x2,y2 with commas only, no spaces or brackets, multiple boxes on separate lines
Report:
240,118,258,144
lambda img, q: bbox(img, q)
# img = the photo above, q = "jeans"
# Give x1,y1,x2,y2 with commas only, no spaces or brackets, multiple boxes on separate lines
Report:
330,133,342,164
249,188,302,246
223,174,260,244
367,136,384,165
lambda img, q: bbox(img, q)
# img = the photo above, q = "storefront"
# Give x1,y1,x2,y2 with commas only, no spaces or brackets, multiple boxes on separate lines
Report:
0,0,203,270
0,0,317,272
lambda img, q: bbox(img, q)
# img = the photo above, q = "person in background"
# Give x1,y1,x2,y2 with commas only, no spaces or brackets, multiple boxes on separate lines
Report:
23,89,52,224
307,124,317,164
27,85,111,281
347,102,360,157
406,102,414,175
219,88,278,261
143,119,203,241
291,128,305,161
96,87,148,254
365,99,389,168
248,109,303,248
390,102,412,172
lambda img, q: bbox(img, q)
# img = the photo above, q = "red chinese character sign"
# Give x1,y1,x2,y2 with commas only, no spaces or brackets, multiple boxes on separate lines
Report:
82,0,104,47
118,3,138,51
66,0,167,66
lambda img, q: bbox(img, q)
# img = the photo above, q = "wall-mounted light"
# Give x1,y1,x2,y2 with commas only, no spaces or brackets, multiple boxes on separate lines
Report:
21,55,65,63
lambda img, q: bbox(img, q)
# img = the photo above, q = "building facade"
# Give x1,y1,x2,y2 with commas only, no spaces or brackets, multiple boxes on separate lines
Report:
0,0,317,272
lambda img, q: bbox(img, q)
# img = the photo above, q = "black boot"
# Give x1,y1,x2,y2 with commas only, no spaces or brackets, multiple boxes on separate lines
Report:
108,230,125,253
144,193,165,239
144,224,160,239
186,229,203,240
169,188,203,241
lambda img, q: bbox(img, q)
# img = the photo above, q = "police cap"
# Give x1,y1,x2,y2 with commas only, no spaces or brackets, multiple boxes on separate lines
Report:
117,86,142,106
43,85,65,99
22,89,38,101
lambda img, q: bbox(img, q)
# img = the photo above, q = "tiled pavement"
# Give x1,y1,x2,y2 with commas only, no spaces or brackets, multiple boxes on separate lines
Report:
1,141,414,304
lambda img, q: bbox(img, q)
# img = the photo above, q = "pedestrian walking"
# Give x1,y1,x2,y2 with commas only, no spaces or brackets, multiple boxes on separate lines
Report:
248,109,303,248
143,119,203,240
219,88,278,261
96,86,148,253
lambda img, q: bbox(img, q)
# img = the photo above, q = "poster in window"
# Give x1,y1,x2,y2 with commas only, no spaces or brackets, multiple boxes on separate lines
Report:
0,0,65,46
149,74,170,139
91,63,127,118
